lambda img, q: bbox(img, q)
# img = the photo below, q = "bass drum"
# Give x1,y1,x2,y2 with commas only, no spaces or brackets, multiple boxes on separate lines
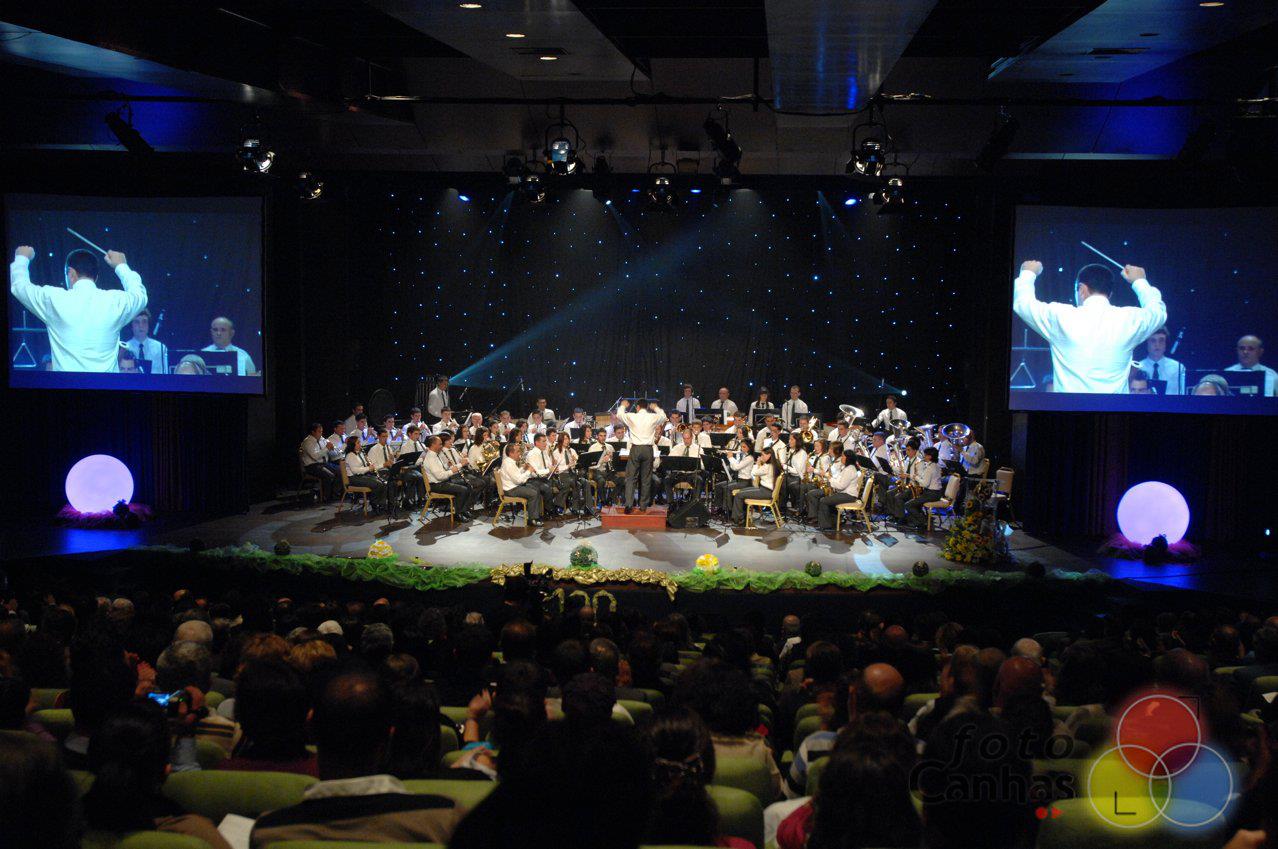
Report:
368,388,399,427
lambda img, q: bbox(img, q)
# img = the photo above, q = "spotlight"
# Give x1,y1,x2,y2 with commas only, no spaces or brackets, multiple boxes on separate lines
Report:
847,138,886,177
295,171,324,201
458,193,471,202
104,105,153,155
519,172,546,204
704,113,743,184
976,111,1020,171
843,197,859,206
237,124,275,174
713,159,741,186
870,176,906,210
689,188,703,194
542,106,582,176
503,155,528,185
646,166,678,208
591,155,614,204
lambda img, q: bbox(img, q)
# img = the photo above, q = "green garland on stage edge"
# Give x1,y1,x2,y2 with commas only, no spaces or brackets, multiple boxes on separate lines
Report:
135,544,1114,601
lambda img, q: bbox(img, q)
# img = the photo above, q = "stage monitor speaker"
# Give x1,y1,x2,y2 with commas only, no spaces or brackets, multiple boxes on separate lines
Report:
668,499,709,529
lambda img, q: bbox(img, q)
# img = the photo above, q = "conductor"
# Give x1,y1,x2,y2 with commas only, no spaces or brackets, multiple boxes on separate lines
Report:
614,398,667,514
11,245,146,373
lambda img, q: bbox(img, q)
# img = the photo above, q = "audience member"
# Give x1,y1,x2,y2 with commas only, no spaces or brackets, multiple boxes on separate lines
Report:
0,733,82,849
219,661,317,776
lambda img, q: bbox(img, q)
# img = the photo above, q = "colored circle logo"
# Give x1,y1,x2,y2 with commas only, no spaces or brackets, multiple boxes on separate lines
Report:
1085,691,1233,832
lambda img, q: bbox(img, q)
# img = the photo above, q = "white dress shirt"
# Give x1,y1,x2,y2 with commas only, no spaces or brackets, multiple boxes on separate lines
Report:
422,450,458,484
747,401,774,423
426,387,450,418
400,438,427,466
550,447,577,472
936,440,958,465
201,343,256,376
125,336,169,374
869,444,892,472
675,396,700,419
828,429,858,451
404,417,428,435
670,443,703,458
729,451,755,480
1137,356,1185,395
785,448,809,477
711,398,738,423
961,441,985,473
326,433,347,460
530,408,556,425
526,447,554,478
830,464,862,496
695,431,713,448
467,444,489,468
10,255,147,373
1224,363,1278,397
345,451,373,477
753,462,777,490
432,418,460,435
1013,268,1166,394
873,408,908,430
915,460,942,492
367,442,396,470
615,405,667,446
500,455,532,487
298,435,327,466
781,398,809,428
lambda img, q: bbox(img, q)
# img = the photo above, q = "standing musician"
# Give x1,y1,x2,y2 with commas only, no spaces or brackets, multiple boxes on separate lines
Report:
298,423,338,501
902,447,944,528
747,387,773,425
426,376,451,422
711,386,738,424
614,398,667,514
564,409,590,441
885,439,922,522
343,435,387,512
663,429,704,504
530,397,556,427
812,451,863,531
499,442,544,526
872,395,908,430
440,431,488,506
422,435,477,521
524,433,563,515
675,384,700,421
782,432,809,511
731,446,780,525
715,440,755,515
432,408,460,435
398,425,428,506
552,432,592,516
781,385,809,429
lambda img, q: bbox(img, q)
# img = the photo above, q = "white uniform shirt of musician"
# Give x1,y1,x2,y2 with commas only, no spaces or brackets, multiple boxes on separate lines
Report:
936,436,958,466
830,464,862,497
566,413,588,439
786,447,809,478
326,427,348,461
345,448,374,478
202,317,256,376
422,443,459,484
400,432,427,467
299,433,327,468
1137,329,1184,395
466,414,485,439
531,402,556,425
829,426,857,451
873,399,908,431
527,438,554,478
693,427,713,449
367,435,396,471
125,310,169,375
1224,335,1278,397
712,388,739,424
869,440,892,473
915,459,942,492
497,413,515,437
676,386,700,420
728,450,755,481
615,402,667,446
432,412,459,435
501,453,532,487
671,435,702,458
427,382,450,419
1013,260,1166,394
467,440,489,469
961,438,985,474
781,386,809,429
10,247,147,372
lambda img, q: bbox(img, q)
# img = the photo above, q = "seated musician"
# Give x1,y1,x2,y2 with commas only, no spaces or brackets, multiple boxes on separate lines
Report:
960,432,985,474
867,432,893,511
366,429,397,474
527,411,548,441
404,406,428,435
498,442,544,526
464,412,486,441
524,433,563,514
325,420,348,463
691,419,713,448
934,428,958,466
380,415,402,443
765,422,789,464
811,451,863,531
398,425,428,506
584,430,614,505
663,429,704,504
487,421,506,444
828,420,855,451
343,435,387,512
531,397,556,426
577,426,595,446
497,410,516,439
564,408,589,441
552,432,592,516
422,435,477,521
664,411,682,439
731,447,780,524
797,438,831,505
902,447,944,529
512,419,531,445
885,438,922,522
432,407,460,435
353,413,376,445
781,433,809,510
298,423,338,501
440,430,488,506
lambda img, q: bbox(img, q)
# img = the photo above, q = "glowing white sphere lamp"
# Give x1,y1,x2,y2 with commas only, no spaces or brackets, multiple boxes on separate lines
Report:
65,454,134,514
1116,481,1189,545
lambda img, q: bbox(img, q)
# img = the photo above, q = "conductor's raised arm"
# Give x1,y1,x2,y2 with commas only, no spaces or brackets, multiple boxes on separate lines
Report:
106,250,148,318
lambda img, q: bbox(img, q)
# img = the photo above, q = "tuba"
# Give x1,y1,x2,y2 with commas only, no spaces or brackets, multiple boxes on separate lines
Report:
940,422,971,444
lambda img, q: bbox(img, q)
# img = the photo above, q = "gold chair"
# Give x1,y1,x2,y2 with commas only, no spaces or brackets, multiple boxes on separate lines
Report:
745,475,786,529
336,462,371,517
418,478,455,527
493,469,530,527
924,474,963,532
834,475,875,535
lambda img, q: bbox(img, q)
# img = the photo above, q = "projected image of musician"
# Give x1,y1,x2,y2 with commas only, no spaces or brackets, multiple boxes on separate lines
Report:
10,245,146,372
1012,258,1166,394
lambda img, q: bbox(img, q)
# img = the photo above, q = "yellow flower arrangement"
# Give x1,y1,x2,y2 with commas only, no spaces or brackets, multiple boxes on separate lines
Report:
367,540,396,559
695,554,720,573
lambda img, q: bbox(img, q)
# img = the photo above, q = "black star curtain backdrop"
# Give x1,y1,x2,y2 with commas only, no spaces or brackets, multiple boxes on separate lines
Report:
345,176,986,423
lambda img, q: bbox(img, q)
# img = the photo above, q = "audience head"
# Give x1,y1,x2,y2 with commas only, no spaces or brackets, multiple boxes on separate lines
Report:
155,639,213,693
234,660,310,760
0,734,82,849
644,707,720,846
313,670,392,780
562,672,615,730
384,680,442,780
675,660,757,737
812,713,920,849
83,702,173,831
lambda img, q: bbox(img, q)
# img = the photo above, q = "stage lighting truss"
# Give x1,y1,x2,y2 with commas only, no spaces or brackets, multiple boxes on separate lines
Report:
705,109,743,185
646,158,679,209
543,106,582,176
846,101,893,180
237,119,275,174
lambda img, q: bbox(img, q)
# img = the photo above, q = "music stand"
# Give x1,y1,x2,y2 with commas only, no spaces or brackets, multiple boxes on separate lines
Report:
1222,370,1266,397
200,350,238,375
751,407,780,427
708,432,734,448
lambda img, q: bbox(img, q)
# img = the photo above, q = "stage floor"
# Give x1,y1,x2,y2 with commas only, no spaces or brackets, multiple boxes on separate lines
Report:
137,498,1094,578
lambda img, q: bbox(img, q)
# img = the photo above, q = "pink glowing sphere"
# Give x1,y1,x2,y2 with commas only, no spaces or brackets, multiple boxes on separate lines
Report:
65,454,134,514
1116,481,1189,546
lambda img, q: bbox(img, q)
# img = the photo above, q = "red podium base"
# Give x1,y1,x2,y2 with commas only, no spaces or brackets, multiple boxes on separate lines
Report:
599,505,668,530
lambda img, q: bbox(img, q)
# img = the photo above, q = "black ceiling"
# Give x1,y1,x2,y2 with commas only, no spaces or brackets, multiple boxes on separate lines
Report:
573,0,769,59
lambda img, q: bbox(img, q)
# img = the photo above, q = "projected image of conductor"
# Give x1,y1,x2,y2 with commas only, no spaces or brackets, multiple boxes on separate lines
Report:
1012,256,1166,394
9,244,146,372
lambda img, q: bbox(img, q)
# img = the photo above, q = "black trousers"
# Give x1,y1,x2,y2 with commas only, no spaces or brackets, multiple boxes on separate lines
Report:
431,479,475,515
715,478,749,514
347,474,387,509
904,488,944,524
304,462,337,499
731,485,773,523
817,492,857,530
398,468,425,505
625,445,655,507
504,483,543,520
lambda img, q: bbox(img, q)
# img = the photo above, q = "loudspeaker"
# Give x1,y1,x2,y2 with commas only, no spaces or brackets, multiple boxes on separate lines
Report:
667,499,710,529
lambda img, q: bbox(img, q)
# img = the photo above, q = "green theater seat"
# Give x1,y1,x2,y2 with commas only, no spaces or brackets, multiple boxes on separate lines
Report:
707,784,764,849
162,770,316,820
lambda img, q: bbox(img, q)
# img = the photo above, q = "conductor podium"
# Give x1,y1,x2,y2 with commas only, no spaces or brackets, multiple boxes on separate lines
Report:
600,505,668,530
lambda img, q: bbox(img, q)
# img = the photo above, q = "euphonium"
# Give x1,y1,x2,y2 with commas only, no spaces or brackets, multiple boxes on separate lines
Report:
480,440,501,466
